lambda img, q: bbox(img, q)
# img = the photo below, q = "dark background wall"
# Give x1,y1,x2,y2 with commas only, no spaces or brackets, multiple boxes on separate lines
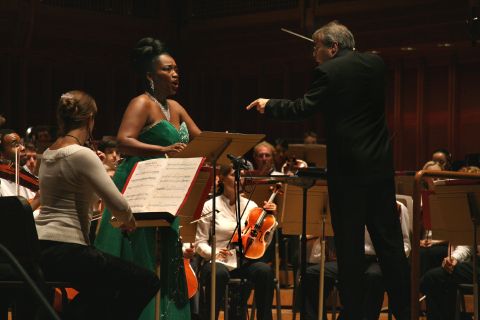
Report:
1,0,479,170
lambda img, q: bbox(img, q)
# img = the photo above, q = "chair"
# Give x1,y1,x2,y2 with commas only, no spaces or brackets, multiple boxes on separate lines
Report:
0,196,69,319
199,265,282,320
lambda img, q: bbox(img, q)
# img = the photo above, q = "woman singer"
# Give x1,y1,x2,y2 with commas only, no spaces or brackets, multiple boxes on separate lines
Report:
94,37,201,319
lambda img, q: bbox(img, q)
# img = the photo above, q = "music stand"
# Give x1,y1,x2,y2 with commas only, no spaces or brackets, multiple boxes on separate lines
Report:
394,171,416,197
280,172,333,320
286,144,327,168
424,180,480,320
178,168,214,243
173,131,265,320
112,158,212,319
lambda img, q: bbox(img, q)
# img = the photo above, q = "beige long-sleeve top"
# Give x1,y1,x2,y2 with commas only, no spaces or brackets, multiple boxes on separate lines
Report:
35,144,132,245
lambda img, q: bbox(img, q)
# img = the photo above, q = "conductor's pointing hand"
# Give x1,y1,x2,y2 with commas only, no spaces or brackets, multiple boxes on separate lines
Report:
246,98,270,114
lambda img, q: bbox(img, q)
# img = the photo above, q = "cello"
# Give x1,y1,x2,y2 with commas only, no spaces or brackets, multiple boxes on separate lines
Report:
231,183,281,260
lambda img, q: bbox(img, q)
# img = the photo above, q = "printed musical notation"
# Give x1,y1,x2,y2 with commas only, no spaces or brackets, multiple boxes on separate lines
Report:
122,158,205,215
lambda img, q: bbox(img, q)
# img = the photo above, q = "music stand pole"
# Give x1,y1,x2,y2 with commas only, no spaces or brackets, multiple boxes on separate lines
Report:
318,193,328,320
210,141,231,320
233,163,245,267
300,178,315,320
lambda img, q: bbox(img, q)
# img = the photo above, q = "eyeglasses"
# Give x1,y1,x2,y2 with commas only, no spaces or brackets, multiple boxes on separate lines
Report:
160,65,179,74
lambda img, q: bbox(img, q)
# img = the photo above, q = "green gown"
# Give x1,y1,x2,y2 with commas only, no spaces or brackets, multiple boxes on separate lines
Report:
95,120,190,320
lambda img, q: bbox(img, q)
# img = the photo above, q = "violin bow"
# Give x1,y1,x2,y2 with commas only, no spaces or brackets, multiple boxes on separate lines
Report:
15,147,20,196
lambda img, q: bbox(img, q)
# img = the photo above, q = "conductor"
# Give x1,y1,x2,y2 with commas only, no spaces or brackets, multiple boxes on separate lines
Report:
246,21,410,320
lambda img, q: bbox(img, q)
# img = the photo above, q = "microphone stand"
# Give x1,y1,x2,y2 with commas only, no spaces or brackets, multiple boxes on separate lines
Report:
233,162,245,266
231,158,248,319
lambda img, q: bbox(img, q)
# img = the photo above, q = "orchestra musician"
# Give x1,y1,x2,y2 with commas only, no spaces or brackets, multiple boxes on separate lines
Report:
94,37,201,319
252,141,280,176
246,21,410,319
195,164,276,320
97,139,121,178
35,90,160,320
0,129,40,211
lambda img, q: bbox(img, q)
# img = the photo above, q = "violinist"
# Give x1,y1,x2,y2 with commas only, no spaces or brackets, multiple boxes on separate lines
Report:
0,129,40,211
195,164,276,320
252,141,281,176
24,143,38,175
35,90,160,319
97,139,121,178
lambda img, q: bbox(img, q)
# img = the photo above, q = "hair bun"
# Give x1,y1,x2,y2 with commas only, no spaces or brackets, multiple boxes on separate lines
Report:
131,37,167,74
59,93,79,118
56,90,97,135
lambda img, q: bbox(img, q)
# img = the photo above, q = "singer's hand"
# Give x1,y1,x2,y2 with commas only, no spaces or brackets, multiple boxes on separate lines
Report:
246,98,269,114
441,256,458,274
120,215,137,233
162,143,187,157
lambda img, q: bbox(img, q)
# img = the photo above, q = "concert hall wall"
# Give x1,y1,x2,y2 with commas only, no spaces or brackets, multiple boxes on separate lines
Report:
0,0,478,171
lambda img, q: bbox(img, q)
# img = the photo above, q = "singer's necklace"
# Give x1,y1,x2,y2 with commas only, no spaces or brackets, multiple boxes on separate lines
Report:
65,134,81,145
146,92,170,121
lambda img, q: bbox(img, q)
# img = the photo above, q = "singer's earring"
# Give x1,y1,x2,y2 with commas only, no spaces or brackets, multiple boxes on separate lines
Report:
149,79,155,93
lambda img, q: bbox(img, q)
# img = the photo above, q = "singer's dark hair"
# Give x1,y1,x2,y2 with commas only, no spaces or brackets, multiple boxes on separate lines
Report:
131,37,170,95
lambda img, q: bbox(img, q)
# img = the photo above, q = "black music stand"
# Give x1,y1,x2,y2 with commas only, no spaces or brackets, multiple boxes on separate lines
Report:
173,131,265,320
283,169,331,320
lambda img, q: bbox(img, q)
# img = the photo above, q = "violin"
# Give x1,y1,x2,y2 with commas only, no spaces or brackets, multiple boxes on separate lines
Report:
281,157,308,175
0,159,39,192
231,183,281,260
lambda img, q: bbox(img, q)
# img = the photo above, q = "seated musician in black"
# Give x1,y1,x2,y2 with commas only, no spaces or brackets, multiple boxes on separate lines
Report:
195,164,277,320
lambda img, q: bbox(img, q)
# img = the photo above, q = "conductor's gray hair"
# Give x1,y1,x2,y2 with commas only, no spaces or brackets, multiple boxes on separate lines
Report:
313,21,355,50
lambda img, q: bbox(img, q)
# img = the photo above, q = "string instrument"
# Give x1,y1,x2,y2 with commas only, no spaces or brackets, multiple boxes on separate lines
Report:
183,257,198,299
0,159,39,192
179,239,198,299
281,157,308,175
231,183,281,259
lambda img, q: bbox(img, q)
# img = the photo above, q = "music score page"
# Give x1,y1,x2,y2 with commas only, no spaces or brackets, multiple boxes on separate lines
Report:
123,157,204,214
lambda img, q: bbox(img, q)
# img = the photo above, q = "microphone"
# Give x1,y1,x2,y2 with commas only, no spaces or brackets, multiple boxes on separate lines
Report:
227,154,250,170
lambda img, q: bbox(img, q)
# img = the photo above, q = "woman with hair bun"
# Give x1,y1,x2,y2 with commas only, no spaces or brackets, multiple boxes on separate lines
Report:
95,38,200,319
36,90,160,319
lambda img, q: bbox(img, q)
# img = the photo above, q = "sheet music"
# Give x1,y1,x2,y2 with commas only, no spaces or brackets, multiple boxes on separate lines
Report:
123,157,204,214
